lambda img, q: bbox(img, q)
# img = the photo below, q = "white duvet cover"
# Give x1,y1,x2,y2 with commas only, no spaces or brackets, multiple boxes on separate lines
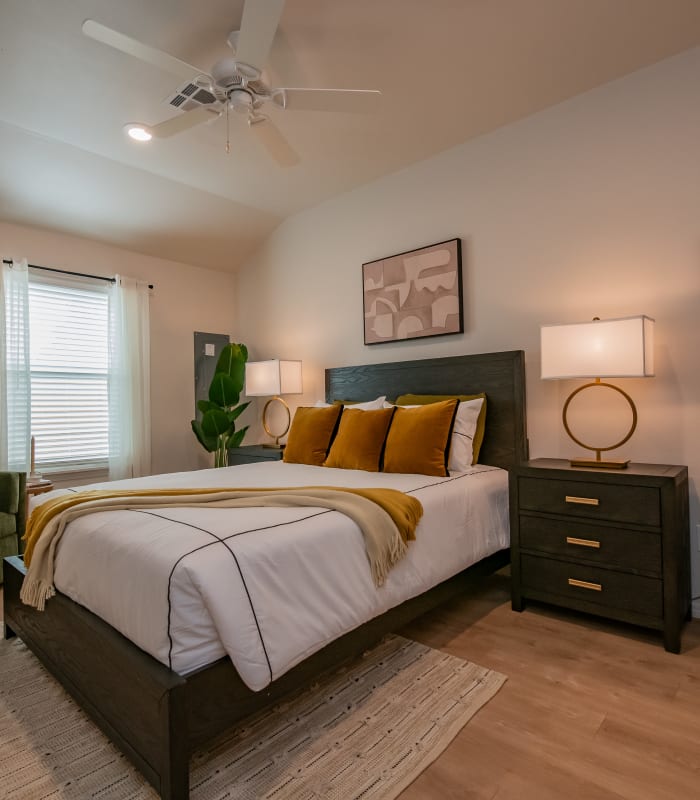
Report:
37,462,509,691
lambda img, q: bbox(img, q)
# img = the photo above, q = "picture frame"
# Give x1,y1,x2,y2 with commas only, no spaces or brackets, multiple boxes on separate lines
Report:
362,238,463,345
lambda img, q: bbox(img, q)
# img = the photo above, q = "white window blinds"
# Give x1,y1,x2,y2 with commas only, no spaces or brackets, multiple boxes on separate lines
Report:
28,274,110,473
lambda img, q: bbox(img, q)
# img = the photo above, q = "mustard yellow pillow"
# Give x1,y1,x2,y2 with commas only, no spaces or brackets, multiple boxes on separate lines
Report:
323,407,395,471
395,393,487,467
283,405,343,466
383,399,459,476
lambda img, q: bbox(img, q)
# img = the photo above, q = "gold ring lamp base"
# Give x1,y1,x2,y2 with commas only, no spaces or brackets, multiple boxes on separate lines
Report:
262,396,291,449
563,379,637,470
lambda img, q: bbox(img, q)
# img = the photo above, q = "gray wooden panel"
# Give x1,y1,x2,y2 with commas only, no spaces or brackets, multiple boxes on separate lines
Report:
193,332,230,419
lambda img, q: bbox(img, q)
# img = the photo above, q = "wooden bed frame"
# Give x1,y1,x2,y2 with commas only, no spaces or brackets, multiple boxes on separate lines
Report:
3,350,527,800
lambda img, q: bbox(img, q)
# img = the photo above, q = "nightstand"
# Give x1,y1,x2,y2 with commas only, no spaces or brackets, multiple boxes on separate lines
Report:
228,445,284,465
510,459,690,653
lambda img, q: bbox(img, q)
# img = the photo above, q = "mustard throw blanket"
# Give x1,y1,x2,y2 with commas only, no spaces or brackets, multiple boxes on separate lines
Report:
21,486,423,610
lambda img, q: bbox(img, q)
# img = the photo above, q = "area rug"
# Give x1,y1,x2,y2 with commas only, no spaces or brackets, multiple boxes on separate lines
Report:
0,635,505,800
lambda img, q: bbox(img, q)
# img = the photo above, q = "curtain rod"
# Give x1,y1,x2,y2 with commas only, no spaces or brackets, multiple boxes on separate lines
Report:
2,259,153,290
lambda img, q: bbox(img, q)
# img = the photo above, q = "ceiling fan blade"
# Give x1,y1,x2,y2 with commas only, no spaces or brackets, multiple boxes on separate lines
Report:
249,116,299,167
149,106,219,138
82,19,206,81
235,0,286,70
277,88,381,113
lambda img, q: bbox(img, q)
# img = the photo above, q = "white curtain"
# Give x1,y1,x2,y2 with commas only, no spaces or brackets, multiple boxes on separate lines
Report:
0,264,6,468
108,275,151,480
0,259,31,472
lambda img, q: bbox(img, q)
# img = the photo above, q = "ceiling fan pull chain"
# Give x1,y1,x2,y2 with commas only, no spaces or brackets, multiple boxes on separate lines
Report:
225,103,230,155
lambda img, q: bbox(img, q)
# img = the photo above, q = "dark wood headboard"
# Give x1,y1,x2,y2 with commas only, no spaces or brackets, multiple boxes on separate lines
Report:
326,350,528,470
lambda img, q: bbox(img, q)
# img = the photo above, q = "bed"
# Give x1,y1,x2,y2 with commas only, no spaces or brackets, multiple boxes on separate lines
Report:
3,350,527,800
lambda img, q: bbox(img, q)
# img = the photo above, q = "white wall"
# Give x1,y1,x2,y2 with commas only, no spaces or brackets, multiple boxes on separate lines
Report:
0,221,238,476
236,47,700,611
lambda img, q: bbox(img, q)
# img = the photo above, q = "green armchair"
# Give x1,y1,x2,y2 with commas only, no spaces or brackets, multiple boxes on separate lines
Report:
0,471,26,583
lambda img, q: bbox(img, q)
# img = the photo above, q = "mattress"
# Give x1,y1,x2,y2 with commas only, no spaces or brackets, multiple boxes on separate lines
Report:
35,461,509,690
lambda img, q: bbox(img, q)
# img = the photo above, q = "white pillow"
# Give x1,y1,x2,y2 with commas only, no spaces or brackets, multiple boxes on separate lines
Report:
448,397,484,472
384,397,484,473
315,396,387,411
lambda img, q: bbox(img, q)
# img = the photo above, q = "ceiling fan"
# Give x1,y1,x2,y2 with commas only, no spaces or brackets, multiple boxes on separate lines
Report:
81,0,381,167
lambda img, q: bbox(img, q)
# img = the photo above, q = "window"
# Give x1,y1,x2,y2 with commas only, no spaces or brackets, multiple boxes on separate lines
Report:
28,274,110,473
3,261,150,479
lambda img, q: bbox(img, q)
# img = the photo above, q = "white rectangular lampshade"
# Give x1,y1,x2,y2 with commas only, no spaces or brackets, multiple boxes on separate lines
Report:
245,359,303,396
541,316,654,379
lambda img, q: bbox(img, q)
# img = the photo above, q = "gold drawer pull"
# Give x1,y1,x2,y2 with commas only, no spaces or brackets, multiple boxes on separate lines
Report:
566,536,601,549
565,495,599,506
568,578,602,592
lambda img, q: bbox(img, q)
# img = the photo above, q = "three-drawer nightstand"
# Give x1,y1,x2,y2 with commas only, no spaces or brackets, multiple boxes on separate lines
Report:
227,445,284,466
509,459,691,653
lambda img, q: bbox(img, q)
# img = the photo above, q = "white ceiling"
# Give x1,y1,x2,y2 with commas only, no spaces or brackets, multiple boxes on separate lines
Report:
2,0,700,273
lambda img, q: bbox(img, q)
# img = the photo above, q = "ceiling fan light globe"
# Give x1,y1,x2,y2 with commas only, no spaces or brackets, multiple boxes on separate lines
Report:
124,124,153,142
229,89,254,112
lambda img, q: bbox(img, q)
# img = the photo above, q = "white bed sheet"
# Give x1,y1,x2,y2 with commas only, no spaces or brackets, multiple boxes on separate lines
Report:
37,462,509,691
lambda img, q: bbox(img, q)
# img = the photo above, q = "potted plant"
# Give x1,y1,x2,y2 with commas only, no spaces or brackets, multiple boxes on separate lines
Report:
191,342,250,467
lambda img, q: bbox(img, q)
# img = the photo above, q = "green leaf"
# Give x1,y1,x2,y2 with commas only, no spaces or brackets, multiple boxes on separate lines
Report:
209,373,240,408
228,426,248,448
197,399,219,415
215,343,247,391
191,419,217,452
227,401,250,422
201,408,233,438
229,361,246,394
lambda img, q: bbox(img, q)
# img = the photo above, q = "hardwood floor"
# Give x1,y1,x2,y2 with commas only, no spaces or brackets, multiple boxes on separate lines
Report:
398,572,700,800
2,576,699,799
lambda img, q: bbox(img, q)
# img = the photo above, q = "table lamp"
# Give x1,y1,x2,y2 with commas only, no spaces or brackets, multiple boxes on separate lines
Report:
541,315,654,469
245,359,303,448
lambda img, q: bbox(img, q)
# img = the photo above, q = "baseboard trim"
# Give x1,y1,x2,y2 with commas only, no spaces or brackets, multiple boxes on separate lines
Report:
692,600,700,619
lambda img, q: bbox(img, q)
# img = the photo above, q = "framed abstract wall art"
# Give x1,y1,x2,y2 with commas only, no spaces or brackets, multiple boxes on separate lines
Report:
362,238,463,345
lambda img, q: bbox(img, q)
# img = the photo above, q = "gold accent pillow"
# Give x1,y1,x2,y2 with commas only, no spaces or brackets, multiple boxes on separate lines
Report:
283,405,343,466
324,407,395,472
395,393,487,467
383,399,459,476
